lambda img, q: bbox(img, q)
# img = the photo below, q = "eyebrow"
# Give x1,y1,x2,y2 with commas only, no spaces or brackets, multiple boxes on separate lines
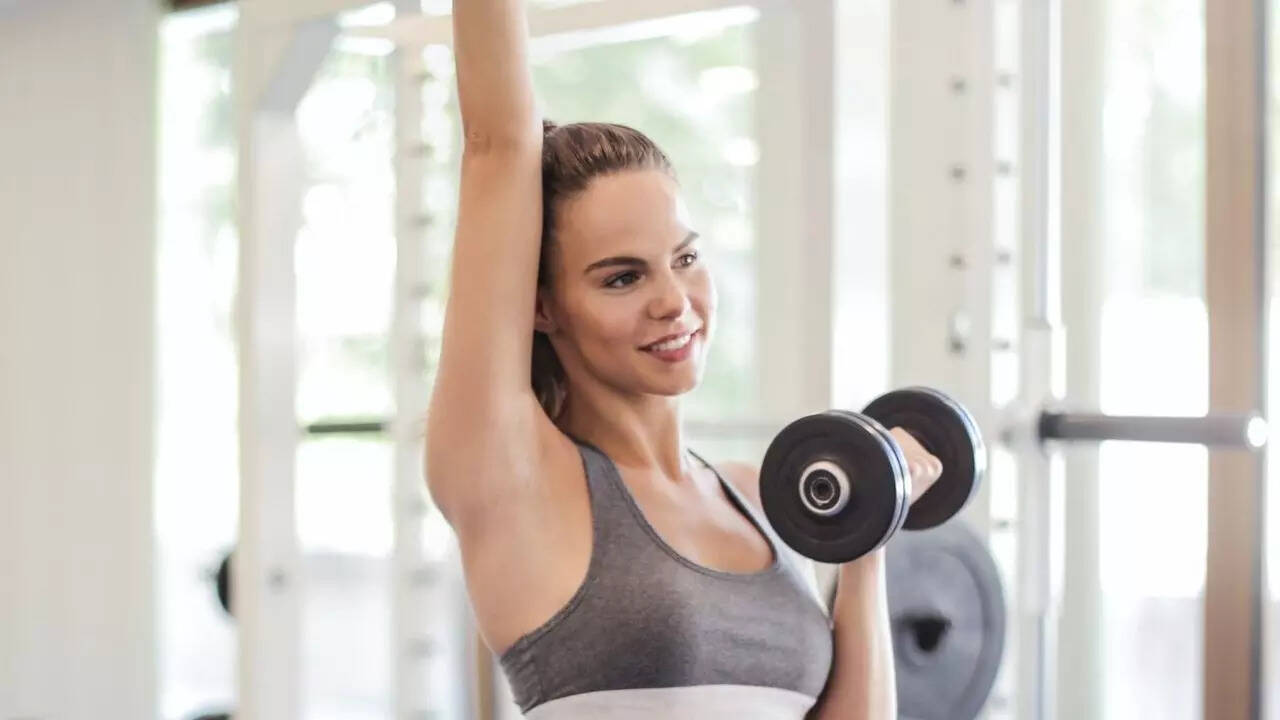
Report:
582,231,701,275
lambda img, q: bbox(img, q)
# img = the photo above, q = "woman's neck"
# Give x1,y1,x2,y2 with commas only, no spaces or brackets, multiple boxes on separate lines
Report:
557,390,695,484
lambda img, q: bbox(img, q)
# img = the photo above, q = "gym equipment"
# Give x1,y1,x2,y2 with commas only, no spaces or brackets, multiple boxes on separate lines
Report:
214,550,233,617
759,410,910,563
887,521,1005,720
760,387,984,563
863,387,986,530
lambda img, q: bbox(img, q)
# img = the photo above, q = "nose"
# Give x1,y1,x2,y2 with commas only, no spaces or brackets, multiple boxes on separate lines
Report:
647,267,691,321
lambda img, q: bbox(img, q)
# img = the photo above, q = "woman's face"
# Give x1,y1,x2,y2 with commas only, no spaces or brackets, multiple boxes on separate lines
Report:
535,168,716,399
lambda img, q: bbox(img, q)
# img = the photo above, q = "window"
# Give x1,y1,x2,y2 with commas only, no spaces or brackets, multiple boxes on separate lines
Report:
1097,2,1207,717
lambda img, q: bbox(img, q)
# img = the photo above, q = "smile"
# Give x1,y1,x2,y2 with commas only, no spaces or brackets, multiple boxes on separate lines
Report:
643,332,695,352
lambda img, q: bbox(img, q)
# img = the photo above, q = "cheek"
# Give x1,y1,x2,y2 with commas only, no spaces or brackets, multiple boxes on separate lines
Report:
568,290,642,346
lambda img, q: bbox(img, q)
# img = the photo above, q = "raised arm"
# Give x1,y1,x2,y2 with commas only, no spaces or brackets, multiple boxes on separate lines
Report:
425,0,547,528
452,0,541,148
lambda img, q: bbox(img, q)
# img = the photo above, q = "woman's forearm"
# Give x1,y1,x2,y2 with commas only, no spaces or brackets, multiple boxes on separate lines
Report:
807,550,896,720
452,0,540,148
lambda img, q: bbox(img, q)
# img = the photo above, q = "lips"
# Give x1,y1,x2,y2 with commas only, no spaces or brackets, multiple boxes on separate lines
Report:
641,328,700,350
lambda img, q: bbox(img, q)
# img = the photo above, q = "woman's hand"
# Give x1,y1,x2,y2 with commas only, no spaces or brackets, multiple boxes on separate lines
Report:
887,427,942,505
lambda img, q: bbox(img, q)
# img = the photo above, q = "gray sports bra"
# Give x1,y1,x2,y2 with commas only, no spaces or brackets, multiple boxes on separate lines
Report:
497,438,834,718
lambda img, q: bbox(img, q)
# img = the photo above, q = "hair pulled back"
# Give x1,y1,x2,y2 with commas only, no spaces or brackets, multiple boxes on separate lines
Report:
532,119,676,421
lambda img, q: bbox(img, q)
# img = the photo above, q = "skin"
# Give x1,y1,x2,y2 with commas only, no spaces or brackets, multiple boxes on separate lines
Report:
533,168,713,485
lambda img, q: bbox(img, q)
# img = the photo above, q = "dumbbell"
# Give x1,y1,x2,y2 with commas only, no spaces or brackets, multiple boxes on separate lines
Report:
759,387,986,563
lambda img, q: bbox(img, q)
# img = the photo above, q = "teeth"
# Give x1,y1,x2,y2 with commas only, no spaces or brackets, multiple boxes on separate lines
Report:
648,333,693,352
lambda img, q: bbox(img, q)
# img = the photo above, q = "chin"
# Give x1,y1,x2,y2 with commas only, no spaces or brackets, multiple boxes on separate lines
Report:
650,373,701,396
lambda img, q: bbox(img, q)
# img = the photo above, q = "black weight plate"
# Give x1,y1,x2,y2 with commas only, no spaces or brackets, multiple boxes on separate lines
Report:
887,522,1006,720
215,550,233,617
760,411,907,563
831,409,912,540
863,387,986,530
869,414,914,539
846,410,911,540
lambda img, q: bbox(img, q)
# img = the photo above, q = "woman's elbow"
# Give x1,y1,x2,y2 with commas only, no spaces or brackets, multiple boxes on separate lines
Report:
460,119,542,156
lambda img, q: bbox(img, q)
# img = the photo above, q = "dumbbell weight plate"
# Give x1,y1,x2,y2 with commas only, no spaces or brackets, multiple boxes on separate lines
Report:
760,411,909,563
833,409,914,541
862,387,987,530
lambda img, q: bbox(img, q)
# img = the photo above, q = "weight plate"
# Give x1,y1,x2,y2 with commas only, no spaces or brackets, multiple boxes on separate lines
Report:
831,409,912,540
863,387,986,530
887,522,1006,720
871,414,914,540
760,411,908,563
215,550,233,617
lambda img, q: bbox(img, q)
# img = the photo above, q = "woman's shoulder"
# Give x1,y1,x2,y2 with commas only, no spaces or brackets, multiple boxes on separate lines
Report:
714,458,827,608
711,459,762,512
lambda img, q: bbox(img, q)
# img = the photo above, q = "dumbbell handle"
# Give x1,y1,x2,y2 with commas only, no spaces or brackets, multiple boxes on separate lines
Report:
1038,411,1267,450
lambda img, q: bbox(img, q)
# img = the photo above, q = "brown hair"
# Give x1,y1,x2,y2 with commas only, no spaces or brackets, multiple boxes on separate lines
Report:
532,120,677,422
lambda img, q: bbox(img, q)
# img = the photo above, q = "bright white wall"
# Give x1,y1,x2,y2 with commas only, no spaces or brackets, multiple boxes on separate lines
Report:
0,0,159,717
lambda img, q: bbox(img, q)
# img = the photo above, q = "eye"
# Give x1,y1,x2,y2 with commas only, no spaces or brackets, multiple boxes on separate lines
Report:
604,253,698,289
605,271,639,289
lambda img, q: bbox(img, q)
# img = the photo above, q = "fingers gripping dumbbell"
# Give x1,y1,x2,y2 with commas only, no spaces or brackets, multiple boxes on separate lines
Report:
760,387,987,563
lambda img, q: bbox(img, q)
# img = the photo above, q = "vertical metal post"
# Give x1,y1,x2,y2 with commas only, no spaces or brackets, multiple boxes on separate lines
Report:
829,0,890,415
388,3,449,715
754,0,836,420
888,0,1003,709
1204,0,1268,717
236,86,305,720
1056,1,1107,715
951,0,999,543
235,15,337,720
1008,1,1065,719
888,0,998,509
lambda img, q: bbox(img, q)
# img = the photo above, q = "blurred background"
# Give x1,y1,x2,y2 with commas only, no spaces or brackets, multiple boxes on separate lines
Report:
1,0,1278,718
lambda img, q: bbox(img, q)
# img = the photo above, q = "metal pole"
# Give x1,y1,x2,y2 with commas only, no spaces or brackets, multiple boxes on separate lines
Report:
235,17,337,719
1040,412,1268,449
1013,0,1064,718
302,417,793,441
390,4,440,714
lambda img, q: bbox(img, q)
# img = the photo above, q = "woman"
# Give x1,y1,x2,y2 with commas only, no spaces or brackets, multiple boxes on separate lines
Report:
424,0,943,717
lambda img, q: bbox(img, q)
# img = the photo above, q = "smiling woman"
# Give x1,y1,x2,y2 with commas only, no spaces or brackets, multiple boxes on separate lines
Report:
529,120,704,421
420,0,843,717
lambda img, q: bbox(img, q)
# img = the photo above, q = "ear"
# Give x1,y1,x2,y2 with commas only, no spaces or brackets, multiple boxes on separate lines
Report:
533,287,559,335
